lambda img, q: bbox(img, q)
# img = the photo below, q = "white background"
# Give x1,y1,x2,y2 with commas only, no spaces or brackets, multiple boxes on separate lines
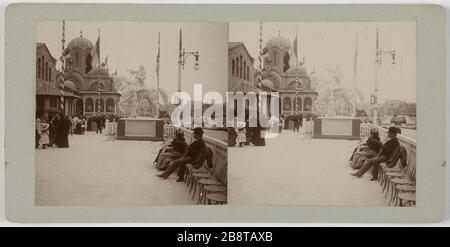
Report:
0,0,449,227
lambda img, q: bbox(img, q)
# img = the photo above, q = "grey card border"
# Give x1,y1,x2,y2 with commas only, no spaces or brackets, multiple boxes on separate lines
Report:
5,4,446,223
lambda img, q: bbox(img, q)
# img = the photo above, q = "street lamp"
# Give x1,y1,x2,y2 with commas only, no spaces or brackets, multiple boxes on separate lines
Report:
181,48,200,71
373,28,396,125
177,29,200,92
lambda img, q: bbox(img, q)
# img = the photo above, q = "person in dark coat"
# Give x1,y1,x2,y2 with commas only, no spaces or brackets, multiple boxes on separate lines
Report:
157,127,206,182
96,115,103,134
35,118,41,149
351,126,401,180
56,114,71,148
251,115,266,146
293,115,300,132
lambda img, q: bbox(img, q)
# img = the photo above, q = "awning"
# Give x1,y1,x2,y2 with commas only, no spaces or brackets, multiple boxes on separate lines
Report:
36,84,81,99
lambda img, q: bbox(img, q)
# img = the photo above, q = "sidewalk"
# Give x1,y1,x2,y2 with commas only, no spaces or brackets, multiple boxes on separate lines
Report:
36,132,196,206
228,131,387,206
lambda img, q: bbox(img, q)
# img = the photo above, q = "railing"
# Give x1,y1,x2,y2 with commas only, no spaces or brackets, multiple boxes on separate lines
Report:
164,125,176,139
360,123,416,176
163,125,228,186
303,120,314,134
105,121,117,136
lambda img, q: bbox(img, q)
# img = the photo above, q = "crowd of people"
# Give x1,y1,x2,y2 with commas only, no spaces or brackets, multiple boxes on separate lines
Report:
228,113,317,147
35,114,73,149
35,113,122,149
154,127,212,182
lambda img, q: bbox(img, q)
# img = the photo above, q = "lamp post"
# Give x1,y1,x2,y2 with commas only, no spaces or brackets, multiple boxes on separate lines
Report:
177,29,199,104
373,28,396,124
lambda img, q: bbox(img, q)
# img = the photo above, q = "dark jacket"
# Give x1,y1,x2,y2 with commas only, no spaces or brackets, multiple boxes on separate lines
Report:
380,137,400,158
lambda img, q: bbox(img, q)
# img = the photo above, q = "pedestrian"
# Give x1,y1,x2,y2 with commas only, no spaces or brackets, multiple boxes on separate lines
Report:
96,115,103,134
35,118,41,149
68,115,73,137
39,122,50,149
279,115,284,134
235,118,246,147
55,114,70,148
293,115,300,132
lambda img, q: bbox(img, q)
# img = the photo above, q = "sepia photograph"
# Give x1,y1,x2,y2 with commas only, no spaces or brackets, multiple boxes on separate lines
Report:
35,21,228,206
227,22,416,206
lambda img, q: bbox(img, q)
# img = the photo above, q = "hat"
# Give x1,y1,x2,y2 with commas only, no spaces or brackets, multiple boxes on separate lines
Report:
175,130,185,138
193,127,204,135
388,126,400,134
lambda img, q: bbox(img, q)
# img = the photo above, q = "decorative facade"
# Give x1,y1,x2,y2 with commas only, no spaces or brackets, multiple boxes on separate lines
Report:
62,34,121,116
36,43,80,121
259,34,318,116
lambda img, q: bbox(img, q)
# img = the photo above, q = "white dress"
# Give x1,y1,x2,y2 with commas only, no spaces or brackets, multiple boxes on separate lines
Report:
39,123,50,145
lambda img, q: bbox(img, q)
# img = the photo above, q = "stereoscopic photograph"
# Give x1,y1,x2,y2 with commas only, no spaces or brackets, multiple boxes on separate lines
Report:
35,21,228,206
227,22,416,207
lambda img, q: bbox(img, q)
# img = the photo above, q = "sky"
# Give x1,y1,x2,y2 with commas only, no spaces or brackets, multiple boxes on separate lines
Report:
37,21,228,99
229,22,416,103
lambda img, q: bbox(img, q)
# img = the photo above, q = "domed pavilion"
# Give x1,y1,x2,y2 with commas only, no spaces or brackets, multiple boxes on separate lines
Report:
62,33,121,116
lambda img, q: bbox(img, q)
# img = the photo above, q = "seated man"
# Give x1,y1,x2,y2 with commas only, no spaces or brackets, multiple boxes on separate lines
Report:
156,127,206,182
155,131,187,171
351,126,401,181
349,129,382,169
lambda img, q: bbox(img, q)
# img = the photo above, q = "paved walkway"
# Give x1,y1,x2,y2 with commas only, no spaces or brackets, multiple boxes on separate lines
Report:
36,132,196,206
228,131,387,206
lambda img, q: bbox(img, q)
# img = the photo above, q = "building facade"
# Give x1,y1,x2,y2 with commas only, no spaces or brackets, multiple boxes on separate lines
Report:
228,42,257,93
36,43,80,121
259,34,318,117
62,34,121,116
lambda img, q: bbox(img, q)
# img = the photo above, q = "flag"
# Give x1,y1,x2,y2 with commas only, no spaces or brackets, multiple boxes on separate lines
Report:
91,30,100,67
293,34,298,61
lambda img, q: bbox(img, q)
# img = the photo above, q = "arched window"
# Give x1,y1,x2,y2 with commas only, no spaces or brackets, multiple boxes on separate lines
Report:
304,97,312,111
95,98,104,113
235,57,239,78
243,61,247,80
37,58,41,79
85,53,93,73
231,59,235,77
45,62,49,81
85,98,94,112
106,98,115,113
48,68,52,82
75,52,80,67
273,51,277,65
283,97,292,111
41,57,45,80
246,66,250,81
283,52,290,72
239,55,243,79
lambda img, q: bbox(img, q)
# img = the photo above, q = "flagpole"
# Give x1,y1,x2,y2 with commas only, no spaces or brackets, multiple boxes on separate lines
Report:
353,33,358,117
157,32,160,100
156,32,160,118
97,73,101,116
59,20,66,115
